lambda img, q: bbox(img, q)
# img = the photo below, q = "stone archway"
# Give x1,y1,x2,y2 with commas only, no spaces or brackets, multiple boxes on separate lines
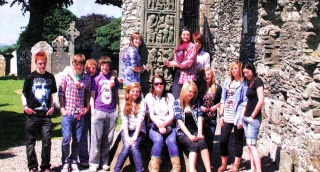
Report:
181,0,200,33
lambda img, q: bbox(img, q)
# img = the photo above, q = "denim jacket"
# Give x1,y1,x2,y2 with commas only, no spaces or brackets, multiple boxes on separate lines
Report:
174,99,203,136
220,78,248,125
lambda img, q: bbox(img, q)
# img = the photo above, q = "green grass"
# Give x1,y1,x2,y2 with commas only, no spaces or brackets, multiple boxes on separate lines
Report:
0,78,122,151
0,79,63,150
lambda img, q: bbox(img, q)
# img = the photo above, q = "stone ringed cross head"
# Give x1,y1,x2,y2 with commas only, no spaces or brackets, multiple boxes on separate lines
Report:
65,21,80,43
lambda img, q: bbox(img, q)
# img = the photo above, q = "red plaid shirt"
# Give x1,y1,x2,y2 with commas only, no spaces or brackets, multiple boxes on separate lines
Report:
174,42,197,84
58,73,91,116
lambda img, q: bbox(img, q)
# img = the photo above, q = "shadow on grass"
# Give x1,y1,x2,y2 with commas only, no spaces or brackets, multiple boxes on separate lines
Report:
0,110,62,152
0,76,18,80
0,104,10,107
0,152,16,159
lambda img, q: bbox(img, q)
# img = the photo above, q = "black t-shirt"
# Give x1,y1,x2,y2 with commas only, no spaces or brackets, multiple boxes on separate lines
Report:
22,71,57,116
245,78,264,117
185,112,197,133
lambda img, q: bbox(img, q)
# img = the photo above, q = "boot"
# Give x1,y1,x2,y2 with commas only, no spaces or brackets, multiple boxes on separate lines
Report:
148,156,161,172
170,156,181,172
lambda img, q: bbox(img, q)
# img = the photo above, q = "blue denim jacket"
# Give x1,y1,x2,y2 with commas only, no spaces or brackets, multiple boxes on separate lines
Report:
174,99,203,136
220,78,248,125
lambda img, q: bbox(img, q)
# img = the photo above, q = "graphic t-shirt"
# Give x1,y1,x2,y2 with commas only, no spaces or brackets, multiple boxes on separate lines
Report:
22,71,57,116
91,73,119,112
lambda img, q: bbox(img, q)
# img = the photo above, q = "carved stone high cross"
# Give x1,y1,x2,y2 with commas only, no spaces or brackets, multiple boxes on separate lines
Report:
65,21,80,44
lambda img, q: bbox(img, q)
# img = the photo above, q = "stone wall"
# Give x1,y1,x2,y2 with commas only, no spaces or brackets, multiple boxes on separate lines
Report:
120,0,320,171
206,0,320,171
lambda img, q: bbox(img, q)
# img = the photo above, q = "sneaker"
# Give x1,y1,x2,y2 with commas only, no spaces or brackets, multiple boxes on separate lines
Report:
102,164,110,171
61,163,69,172
29,168,38,172
89,166,97,172
71,163,80,172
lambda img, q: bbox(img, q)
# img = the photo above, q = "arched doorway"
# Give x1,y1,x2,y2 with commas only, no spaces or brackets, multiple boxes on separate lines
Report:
182,0,200,33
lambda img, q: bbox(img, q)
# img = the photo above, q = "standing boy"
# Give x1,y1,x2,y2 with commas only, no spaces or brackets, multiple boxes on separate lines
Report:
89,56,119,172
21,51,57,172
59,54,91,172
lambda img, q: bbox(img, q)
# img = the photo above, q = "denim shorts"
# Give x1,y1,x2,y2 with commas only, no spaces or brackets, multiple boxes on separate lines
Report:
242,116,261,145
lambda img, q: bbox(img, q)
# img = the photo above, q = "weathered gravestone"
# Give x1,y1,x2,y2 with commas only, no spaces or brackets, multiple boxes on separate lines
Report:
10,51,17,76
0,55,5,77
51,36,69,75
31,41,53,73
17,43,32,79
90,43,103,62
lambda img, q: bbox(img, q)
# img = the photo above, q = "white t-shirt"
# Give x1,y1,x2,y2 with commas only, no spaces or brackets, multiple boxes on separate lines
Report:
145,93,175,122
196,50,210,73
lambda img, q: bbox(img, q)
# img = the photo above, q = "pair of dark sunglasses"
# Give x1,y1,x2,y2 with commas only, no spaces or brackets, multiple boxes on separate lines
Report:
153,82,164,86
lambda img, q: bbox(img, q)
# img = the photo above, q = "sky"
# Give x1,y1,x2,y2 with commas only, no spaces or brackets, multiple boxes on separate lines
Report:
0,0,122,46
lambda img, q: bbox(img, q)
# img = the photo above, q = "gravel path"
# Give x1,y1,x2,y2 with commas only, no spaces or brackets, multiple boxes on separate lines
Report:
0,125,278,172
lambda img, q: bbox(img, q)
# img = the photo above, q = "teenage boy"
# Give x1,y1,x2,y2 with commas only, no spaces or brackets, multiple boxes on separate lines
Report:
59,54,91,172
89,56,119,172
21,51,57,172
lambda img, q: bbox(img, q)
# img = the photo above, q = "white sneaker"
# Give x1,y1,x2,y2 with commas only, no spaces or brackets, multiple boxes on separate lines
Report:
102,164,110,171
61,163,69,172
71,163,79,172
89,166,97,172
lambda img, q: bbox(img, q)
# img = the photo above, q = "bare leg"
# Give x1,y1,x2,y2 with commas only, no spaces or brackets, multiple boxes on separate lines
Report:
188,152,197,172
248,145,261,172
200,149,211,172
218,156,227,172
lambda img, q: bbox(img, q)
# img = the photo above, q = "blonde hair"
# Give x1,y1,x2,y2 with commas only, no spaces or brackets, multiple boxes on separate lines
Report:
124,83,142,116
200,67,216,94
229,60,244,82
85,59,97,69
179,81,198,110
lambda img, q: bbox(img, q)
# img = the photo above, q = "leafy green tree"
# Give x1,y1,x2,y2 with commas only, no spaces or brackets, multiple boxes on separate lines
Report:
94,17,121,51
17,8,78,46
0,0,121,46
74,14,114,54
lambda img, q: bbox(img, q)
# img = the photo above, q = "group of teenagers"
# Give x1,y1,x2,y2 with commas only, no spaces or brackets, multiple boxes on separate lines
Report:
22,26,264,172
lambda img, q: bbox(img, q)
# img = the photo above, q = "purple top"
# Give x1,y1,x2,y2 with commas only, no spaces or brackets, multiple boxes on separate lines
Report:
91,72,119,112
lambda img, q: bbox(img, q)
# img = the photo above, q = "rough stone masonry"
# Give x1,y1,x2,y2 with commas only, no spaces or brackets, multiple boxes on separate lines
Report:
120,0,320,171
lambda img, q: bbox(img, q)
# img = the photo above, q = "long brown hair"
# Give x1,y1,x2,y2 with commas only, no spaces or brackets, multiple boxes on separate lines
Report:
129,32,142,48
177,27,193,47
179,81,198,110
199,67,216,94
124,83,142,116
192,32,204,54
150,74,168,102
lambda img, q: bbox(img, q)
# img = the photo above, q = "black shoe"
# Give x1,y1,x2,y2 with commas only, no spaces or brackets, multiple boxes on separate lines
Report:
29,168,38,172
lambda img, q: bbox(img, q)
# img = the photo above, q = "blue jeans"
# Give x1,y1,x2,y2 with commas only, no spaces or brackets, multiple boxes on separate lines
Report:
79,111,91,164
149,127,179,157
114,130,145,172
242,116,261,145
61,114,84,163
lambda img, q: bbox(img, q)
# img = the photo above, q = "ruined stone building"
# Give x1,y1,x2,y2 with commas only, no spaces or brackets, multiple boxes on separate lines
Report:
119,0,320,171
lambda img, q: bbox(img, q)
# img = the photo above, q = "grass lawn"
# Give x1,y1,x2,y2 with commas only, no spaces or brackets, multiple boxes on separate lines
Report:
0,78,122,151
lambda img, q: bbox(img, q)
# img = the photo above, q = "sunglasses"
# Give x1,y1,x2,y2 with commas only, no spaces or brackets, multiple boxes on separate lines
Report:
153,82,164,86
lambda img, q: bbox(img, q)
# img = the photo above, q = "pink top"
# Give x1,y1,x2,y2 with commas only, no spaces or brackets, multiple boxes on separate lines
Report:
174,42,197,84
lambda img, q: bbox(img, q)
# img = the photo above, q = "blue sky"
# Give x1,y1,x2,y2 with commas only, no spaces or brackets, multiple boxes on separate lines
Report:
0,0,122,46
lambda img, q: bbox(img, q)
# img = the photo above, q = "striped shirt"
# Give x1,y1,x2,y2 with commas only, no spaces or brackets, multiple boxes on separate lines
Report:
224,87,236,123
120,99,146,133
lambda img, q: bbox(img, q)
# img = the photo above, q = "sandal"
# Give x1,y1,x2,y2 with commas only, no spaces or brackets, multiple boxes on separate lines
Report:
228,164,239,172
218,165,226,172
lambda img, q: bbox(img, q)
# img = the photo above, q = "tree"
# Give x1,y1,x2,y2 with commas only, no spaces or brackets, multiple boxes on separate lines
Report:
95,0,122,8
74,14,114,54
17,8,78,46
95,17,121,52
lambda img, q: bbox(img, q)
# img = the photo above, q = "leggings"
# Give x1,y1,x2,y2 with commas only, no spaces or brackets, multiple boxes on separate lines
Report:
220,122,244,158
